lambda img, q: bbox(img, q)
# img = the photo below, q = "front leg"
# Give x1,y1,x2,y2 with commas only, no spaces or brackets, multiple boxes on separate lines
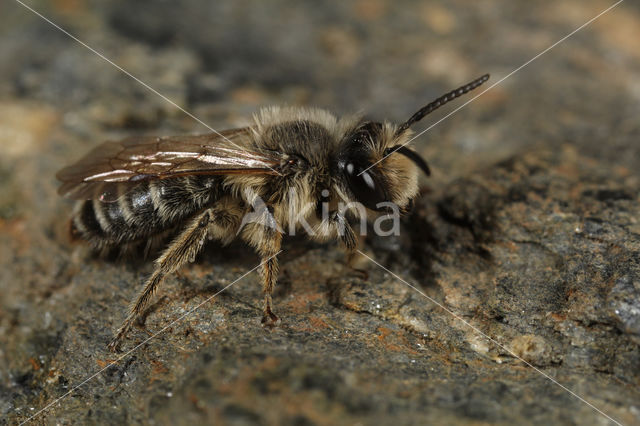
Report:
330,210,368,279
330,210,357,252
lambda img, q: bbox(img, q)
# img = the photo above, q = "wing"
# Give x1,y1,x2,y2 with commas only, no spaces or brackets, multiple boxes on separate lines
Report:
57,128,281,201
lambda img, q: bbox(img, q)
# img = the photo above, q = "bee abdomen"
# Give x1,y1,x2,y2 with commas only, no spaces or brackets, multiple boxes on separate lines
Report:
71,176,222,247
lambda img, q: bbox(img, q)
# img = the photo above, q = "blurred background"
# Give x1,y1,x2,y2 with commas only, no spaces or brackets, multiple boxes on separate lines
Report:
1,0,639,424
2,0,638,180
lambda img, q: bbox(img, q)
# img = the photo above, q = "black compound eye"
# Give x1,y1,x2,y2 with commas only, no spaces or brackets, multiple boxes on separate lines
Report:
341,160,389,211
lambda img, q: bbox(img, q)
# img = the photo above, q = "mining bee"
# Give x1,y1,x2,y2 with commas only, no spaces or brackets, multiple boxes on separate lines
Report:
57,74,489,351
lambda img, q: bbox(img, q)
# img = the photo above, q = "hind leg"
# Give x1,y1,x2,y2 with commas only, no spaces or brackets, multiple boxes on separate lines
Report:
108,209,212,352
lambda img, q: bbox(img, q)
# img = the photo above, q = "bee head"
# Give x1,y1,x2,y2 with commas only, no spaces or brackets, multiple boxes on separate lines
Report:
336,121,426,212
336,74,489,212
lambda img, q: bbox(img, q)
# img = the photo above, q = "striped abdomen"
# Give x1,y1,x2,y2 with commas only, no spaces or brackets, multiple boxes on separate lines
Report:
71,176,222,248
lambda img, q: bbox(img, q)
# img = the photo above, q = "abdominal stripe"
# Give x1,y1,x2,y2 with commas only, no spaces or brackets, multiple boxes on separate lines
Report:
73,176,221,245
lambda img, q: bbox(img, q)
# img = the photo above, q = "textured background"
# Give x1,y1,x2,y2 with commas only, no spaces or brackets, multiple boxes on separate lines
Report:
1,0,639,424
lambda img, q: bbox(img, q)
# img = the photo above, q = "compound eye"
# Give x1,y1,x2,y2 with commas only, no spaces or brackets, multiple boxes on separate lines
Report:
342,161,388,211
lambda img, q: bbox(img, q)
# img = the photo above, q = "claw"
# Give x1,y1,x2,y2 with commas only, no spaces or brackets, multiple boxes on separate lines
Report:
107,338,122,353
108,318,134,353
261,308,280,329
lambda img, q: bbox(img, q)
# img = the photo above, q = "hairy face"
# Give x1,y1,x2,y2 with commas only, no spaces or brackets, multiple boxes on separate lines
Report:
336,121,420,212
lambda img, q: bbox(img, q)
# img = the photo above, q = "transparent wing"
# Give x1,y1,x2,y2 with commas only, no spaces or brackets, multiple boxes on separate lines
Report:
57,128,280,201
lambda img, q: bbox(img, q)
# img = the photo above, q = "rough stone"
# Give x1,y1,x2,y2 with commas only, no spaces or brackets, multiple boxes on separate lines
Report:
1,1,639,425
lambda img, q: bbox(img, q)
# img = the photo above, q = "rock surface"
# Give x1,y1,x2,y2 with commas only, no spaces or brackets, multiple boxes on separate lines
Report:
1,0,639,425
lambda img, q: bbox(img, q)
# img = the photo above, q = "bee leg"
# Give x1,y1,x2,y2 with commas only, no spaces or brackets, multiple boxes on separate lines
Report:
237,203,283,328
331,211,357,252
260,253,281,328
108,209,212,352
331,211,368,280
245,222,282,328
258,224,282,328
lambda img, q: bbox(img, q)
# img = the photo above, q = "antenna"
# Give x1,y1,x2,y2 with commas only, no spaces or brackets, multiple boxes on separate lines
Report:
395,74,490,136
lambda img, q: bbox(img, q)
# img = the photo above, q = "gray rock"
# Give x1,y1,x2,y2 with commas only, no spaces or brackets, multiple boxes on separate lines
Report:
1,1,639,425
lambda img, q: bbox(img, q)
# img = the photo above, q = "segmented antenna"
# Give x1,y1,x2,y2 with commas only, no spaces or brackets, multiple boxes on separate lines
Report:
395,74,490,136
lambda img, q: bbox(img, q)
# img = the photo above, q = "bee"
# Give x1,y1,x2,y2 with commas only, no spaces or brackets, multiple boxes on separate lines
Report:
57,74,489,352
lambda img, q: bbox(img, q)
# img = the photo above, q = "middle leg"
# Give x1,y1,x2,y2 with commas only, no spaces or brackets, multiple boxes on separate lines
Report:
239,214,283,328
